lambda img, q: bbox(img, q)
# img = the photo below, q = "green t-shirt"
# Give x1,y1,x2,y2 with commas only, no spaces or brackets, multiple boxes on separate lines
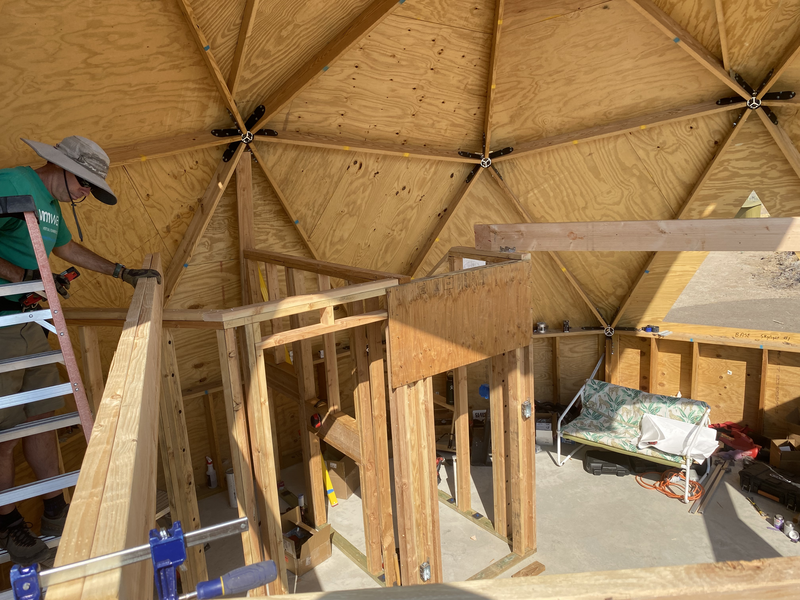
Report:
0,166,72,313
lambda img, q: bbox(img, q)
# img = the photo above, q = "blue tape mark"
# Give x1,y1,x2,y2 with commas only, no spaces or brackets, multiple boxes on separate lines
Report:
760,345,764,349
183,263,189,268
322,65,329,72
398,0,406,4
673,37,680,43
644,270,650,274
295,219,299,224
203,45,210,51
690,338,694,342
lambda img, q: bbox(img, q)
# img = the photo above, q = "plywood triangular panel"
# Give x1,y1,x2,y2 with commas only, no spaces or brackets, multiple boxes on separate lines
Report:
265,15,491,153
490,0,730,149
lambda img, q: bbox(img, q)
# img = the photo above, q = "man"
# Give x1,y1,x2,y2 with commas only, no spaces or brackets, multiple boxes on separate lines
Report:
0,136,161,565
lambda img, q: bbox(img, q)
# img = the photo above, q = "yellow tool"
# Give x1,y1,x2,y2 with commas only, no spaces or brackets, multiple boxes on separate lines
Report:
322,455,338,507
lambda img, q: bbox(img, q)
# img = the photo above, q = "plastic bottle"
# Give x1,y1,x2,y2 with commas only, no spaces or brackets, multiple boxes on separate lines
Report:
206,456,218,489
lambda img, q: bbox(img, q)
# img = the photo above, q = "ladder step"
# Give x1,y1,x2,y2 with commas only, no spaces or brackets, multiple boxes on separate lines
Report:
0,535,60,567
0,412,80,444
0,383,73,411
0,350,63,374
0,280,45,298
0,471,79,507
0,308,53,329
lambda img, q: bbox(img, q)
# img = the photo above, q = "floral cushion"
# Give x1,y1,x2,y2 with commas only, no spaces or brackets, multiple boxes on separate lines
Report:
562,379,710,464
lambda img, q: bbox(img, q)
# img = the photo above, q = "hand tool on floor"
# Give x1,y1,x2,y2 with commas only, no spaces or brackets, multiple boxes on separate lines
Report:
322,454,338,507
6,518,276,600
747,496,769,519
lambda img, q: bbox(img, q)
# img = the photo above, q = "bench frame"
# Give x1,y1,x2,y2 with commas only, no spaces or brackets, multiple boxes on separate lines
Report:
555,355,712,504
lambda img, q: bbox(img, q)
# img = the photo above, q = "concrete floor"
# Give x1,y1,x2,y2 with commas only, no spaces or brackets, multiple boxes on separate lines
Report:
197,432,800,593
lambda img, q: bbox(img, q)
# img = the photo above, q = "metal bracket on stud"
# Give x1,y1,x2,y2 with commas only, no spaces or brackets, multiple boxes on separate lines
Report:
604,326,615,338
480,156,492,168
521,399,532,420
419,561,431,582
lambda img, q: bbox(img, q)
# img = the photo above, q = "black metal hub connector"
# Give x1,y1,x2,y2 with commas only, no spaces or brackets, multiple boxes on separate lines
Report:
211,105,279,162
716,69,795,127
458,133,513,175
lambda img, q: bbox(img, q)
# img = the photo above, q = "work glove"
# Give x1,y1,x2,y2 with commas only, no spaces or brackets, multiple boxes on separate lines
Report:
52,272,71,298
121,268,162,288
21,268,40,281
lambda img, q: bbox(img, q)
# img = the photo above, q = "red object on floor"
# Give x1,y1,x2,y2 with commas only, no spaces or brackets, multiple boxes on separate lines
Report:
711,422,760,459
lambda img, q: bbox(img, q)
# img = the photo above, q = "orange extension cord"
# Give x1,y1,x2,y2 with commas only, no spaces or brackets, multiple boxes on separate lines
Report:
636,469,704,501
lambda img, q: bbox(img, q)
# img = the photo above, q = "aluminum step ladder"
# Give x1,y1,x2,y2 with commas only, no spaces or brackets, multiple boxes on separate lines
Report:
0,195,95,560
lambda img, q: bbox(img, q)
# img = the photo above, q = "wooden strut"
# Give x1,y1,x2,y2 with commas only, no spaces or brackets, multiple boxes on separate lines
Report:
48,254,163,600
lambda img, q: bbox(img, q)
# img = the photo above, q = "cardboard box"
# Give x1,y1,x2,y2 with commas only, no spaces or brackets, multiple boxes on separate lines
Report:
770,434,800,475
325,449,360,500
281,507,332,577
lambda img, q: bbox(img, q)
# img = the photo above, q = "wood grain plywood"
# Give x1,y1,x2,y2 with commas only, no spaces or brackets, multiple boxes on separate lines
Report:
236,0,373,109
683,117,800,220
651,0,722,60
501,134,685,224
387,261,533,387
763,350,800,438
281,150,472,274
490,1,730,150
559,335,603,402
556,251,651,323
694,344,762,427
617,335,652,392
192,0,248,80
122,148,226,259
396,0,494,34
625,112,734,213
0,0,225,169
503,0,608,33
724,0,800,87
655,339,693,398
531,337,555,403
267,15,490,153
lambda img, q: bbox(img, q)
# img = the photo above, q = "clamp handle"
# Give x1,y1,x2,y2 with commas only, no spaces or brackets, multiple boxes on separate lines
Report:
195,561,278,599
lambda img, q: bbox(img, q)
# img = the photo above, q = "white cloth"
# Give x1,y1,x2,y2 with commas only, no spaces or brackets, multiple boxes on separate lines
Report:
637,414,718,463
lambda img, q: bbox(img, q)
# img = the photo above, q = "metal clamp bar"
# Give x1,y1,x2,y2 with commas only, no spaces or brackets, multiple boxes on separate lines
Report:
37,517,249,589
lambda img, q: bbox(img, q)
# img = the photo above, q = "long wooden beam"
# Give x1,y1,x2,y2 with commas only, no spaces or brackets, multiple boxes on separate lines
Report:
164,144,245,305
487,168,609,328
254,132,471,163
313,411,361,463
158,331,207,589
494,101,734,163
48,255,163,600
175,0,246,132
475,218,800,252
227,0,260,97
624,0,746,98
249,144,321,259
713,0,730,71
251,0,402,133
756,109,800,181
244,248,409,283
107,131,228,167
408,167,483,278
483,0,505,152
203,278,397,328
254,554,800,599
257,310,387,350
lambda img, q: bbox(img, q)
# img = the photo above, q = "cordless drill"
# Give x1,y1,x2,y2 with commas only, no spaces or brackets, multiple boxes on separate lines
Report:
20,266,80,308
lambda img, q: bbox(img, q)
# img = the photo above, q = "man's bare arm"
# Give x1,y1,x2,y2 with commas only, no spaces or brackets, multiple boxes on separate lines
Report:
51,240,116,276
0,256,25,282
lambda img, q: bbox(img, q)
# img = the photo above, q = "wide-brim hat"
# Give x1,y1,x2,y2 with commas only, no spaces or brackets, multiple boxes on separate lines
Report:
22,136,117,205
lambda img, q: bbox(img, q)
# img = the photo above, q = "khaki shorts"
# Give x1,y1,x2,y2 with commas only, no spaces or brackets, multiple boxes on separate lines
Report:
0,322,65,431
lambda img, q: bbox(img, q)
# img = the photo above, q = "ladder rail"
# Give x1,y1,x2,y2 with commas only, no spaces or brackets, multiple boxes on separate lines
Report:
22,211,93,442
